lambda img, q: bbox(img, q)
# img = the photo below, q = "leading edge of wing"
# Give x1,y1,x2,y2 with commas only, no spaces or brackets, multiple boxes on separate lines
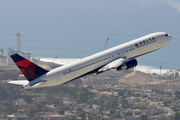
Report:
8,80,29,85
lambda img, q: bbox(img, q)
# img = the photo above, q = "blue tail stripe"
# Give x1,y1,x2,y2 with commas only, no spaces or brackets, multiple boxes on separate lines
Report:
34,65,49,79
10,54,25,63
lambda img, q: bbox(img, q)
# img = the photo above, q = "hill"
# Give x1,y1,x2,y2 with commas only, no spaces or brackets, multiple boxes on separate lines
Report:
118,70,162,85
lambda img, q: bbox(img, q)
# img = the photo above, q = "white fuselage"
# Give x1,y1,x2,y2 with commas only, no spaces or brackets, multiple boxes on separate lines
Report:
25,32,172,89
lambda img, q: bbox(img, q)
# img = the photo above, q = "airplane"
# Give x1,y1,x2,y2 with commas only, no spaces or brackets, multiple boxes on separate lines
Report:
8,32,172,89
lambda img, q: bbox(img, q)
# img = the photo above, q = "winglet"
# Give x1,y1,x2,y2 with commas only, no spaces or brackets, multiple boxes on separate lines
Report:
10,54,49,81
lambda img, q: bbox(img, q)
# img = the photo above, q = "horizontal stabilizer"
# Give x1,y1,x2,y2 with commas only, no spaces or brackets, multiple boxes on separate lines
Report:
8,79,47,88
8,80,29,86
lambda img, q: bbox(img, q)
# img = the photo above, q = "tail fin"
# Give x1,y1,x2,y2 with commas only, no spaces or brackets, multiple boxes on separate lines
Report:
10,54,49,81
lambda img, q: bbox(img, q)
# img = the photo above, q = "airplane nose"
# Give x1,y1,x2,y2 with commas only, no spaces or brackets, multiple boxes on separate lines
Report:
167,34,172,41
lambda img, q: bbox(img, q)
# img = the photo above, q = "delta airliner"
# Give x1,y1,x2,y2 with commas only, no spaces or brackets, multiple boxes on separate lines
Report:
8,32,172,89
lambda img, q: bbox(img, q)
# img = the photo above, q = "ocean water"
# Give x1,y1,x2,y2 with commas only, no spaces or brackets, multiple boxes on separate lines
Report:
0,0,180,70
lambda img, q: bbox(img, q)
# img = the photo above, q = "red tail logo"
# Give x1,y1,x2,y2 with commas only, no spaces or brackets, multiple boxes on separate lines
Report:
11,54,48,81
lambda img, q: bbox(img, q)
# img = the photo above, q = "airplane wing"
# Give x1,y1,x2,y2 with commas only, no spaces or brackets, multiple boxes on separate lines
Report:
39,58,81,66
29,80,47,87
97,58,126,73
30,82,44,87
8,80,29,85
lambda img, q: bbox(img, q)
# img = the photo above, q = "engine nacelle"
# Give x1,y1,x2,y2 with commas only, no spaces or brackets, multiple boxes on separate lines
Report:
117,58,137,70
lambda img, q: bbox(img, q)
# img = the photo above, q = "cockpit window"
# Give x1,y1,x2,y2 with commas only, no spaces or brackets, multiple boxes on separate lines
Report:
165,34,168,37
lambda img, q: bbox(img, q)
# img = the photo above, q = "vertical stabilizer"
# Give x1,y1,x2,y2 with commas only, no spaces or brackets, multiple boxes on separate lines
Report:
10,54,49,81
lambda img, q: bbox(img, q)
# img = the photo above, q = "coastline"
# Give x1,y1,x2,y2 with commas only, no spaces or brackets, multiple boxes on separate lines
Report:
136,65,180,75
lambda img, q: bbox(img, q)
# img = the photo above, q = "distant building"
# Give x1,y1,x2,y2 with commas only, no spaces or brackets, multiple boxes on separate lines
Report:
16,114,28,120
7,32,31,65
48,114,66,120
99,91,113,97
16,32,21,52
148,92,171,101
143,104,163,116
13,98,27,106
125,116,140,120
126,97,140,104
171,100,180,108
7,115,16,120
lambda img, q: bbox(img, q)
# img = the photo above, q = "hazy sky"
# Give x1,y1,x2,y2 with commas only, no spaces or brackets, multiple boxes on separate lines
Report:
0,0,180,68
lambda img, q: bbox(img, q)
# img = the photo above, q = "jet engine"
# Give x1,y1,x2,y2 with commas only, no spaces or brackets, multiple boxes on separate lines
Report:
117,58,137,70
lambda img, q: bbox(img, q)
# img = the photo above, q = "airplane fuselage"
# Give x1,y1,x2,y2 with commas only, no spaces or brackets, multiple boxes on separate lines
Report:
23,32,172,89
